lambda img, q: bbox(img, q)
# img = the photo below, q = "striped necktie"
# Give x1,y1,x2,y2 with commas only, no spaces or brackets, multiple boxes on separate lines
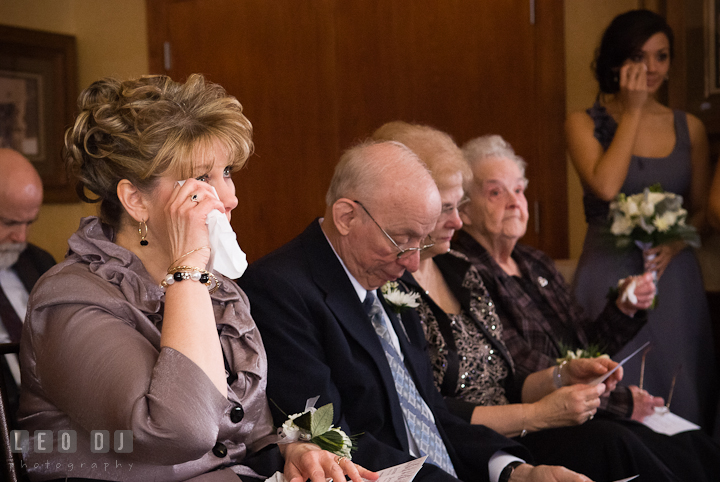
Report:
363,291,456,476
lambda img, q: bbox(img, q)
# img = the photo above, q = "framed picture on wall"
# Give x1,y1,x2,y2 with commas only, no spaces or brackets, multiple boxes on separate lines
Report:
0,71,44,159
0,25,77,203
706,0,720,96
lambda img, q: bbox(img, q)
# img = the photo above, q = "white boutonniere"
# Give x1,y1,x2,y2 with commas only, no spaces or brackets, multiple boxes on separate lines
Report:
277,396,354,459
380,281,421,314
555,344,609,364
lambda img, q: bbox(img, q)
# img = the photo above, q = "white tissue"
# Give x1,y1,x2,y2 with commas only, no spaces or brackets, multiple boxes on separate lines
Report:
619,279,638,305
264,472,286,482
206,205,248,279
176,180,248,279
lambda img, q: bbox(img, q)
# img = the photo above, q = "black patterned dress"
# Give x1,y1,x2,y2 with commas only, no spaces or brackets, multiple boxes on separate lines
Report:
399,250,520,417
398,250,720,482
416,260,512,407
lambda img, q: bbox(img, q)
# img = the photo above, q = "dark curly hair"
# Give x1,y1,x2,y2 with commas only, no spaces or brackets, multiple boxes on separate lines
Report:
64,74,253,229
594,9,674,94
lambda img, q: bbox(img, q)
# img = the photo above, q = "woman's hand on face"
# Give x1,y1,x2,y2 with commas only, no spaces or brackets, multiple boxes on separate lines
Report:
165,178,225,268
565,358,622,392
618,61,648,112
643,240,686,280
629,385,665,422
282,443,378,482
616,273,656,315
532,384,604,429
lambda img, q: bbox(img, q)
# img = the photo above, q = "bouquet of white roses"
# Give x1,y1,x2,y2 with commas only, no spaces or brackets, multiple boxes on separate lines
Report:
607,184,700,250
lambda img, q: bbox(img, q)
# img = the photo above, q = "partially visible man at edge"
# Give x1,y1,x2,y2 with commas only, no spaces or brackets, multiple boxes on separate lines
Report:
0,148,55,407
239,140,597,482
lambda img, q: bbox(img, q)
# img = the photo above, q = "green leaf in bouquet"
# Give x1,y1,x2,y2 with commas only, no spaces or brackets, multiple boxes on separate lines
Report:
653,224,701,249
678,226,701,248
293,411,313,431
648,183,663,193
311,403,334,436
312,430,344,453
614,236,633,250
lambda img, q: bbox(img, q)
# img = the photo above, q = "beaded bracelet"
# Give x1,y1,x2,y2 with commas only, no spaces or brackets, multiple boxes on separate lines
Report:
553,360,568,389
160,265,220,294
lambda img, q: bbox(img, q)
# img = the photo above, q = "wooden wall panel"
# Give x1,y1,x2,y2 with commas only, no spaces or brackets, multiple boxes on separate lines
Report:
149,0,340,261
532,0,569,256
147,0,567,261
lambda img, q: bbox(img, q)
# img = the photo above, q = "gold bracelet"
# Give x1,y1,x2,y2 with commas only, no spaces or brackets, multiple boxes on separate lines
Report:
161,265,220,294
170,245,210,268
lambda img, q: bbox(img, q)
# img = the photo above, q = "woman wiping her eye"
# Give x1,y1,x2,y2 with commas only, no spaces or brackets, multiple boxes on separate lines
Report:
17,74,377,482
565,9,718,432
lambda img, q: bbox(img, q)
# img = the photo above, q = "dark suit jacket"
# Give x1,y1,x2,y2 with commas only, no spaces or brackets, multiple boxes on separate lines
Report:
11,243,56,293
4,243,55,413
239,220,529,482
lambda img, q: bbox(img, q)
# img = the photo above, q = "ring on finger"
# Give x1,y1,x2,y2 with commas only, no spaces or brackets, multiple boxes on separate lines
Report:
190,194,200,203
335,455,347,465
588,412,594,421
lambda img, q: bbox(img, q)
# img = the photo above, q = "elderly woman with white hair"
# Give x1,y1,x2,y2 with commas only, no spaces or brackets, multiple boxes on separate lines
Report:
452,133,720,482
454,134,654,407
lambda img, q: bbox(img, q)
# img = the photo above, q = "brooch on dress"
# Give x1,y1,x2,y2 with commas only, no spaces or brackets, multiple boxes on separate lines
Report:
537,276,548,288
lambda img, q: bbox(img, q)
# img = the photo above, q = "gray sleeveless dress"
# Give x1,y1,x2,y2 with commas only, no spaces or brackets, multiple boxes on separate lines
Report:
572,103,718,429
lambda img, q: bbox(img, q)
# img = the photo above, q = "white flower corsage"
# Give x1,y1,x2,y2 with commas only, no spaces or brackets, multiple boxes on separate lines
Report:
555,344,609,364
277,396,354,459
381,281,420,314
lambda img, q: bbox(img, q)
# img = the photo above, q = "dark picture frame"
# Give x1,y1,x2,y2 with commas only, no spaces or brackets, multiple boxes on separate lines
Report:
0,25,77,203
705,0,720,96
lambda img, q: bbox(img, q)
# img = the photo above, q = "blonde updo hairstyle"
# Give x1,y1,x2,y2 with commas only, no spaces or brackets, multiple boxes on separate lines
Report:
64,74,253,230
371,121,470,190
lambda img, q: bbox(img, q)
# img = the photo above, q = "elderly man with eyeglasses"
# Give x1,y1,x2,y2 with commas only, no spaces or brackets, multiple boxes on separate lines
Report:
240,140,598,482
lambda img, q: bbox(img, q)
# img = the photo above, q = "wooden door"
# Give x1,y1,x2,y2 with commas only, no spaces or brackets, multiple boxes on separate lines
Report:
147,0,567,261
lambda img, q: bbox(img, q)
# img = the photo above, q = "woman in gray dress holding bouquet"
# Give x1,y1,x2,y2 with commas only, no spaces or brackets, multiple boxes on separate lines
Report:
566,9,717,430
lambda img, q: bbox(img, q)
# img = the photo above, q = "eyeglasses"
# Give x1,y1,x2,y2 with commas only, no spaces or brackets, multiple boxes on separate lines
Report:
440,196,470,216
353,200,435,259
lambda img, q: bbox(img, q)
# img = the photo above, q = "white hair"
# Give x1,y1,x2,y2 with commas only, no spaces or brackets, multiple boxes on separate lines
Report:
461,135,528,185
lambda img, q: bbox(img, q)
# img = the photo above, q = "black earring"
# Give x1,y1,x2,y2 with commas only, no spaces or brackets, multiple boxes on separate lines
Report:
139,220,149,246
